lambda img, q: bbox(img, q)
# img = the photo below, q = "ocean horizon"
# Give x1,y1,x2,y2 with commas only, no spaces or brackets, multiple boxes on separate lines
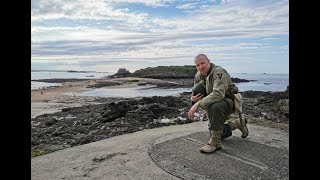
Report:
31,70,289,95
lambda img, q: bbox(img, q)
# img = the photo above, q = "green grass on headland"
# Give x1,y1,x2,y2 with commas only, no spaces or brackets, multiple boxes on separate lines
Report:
130,65,251,83
131,65,197,79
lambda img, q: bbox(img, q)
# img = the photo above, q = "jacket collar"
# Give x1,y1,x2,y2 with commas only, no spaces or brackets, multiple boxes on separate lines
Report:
205,63,215,77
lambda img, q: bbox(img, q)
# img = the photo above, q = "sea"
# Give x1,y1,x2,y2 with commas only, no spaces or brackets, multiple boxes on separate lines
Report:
31,70,114,90
229,72,289,92
31,70,289,98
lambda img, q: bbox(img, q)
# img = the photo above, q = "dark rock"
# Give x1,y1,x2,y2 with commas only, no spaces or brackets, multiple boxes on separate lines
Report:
45,118,58,126
31,90,289,156
231,77,251,83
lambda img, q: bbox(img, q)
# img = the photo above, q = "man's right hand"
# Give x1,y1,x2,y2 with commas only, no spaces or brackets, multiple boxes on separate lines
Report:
191,92,204,102
188,102,200,120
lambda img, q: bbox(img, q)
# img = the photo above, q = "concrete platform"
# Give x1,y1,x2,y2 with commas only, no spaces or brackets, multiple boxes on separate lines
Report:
149,131,288,180
32,121,288,180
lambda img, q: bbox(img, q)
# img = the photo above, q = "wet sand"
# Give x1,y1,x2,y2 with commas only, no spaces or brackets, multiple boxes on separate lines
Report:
32,79,95,118
31,77,187,118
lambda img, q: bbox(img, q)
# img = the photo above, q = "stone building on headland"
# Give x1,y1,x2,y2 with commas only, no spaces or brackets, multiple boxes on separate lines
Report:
109,68,132,78
117,68,130,74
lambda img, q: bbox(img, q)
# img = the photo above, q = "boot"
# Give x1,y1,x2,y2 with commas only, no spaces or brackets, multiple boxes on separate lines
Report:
226,118,249,138
200,130,222,153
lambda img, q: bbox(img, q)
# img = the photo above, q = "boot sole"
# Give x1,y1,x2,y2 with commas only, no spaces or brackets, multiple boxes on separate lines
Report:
199,146,222,153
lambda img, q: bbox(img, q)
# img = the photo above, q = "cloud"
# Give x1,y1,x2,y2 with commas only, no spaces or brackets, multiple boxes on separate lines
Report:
31,0,149,24
176,3,198,9
31,0,288,73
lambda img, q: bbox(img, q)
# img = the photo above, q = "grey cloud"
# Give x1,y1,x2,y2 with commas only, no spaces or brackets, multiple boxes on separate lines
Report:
73,55,193,67
74,60,134,66
32,40,142,56
31,27,281,57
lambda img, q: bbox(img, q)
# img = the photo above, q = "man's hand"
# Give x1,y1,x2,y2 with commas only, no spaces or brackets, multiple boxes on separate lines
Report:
191,92,204,103
188,102,200,120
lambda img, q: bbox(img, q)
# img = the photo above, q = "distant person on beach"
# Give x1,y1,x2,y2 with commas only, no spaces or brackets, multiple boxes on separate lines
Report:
188,54,249,153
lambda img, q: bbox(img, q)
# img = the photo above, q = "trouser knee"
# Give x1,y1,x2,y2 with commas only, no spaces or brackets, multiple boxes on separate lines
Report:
207,101,230,131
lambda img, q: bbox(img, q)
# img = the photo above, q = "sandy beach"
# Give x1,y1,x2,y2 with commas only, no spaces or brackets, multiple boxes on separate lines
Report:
31,77,190,118
32,79,96,118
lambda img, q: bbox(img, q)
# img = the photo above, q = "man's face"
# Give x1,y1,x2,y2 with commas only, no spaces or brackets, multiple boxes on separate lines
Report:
194,56,210,75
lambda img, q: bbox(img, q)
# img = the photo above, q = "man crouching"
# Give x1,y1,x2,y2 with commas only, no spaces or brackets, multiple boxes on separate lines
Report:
188,54,249,153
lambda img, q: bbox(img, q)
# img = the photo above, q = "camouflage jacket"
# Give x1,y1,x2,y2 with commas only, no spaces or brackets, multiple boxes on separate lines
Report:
194,63,235,109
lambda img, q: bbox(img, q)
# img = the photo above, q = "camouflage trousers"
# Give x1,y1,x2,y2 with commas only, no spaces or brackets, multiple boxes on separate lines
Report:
204,97,235,139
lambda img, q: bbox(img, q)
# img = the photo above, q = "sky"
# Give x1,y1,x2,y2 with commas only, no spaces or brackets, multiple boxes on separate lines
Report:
31,0,288,74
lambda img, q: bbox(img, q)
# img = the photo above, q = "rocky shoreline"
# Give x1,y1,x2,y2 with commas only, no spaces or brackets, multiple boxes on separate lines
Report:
31,67,288,157
31,85,288,157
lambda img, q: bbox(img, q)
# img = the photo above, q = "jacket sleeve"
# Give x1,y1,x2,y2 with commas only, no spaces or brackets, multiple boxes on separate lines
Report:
198,69,229,109
194,71,201,85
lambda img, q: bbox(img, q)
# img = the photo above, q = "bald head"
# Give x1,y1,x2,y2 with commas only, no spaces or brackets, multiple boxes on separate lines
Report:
194,54,211,75
194,54,210,63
